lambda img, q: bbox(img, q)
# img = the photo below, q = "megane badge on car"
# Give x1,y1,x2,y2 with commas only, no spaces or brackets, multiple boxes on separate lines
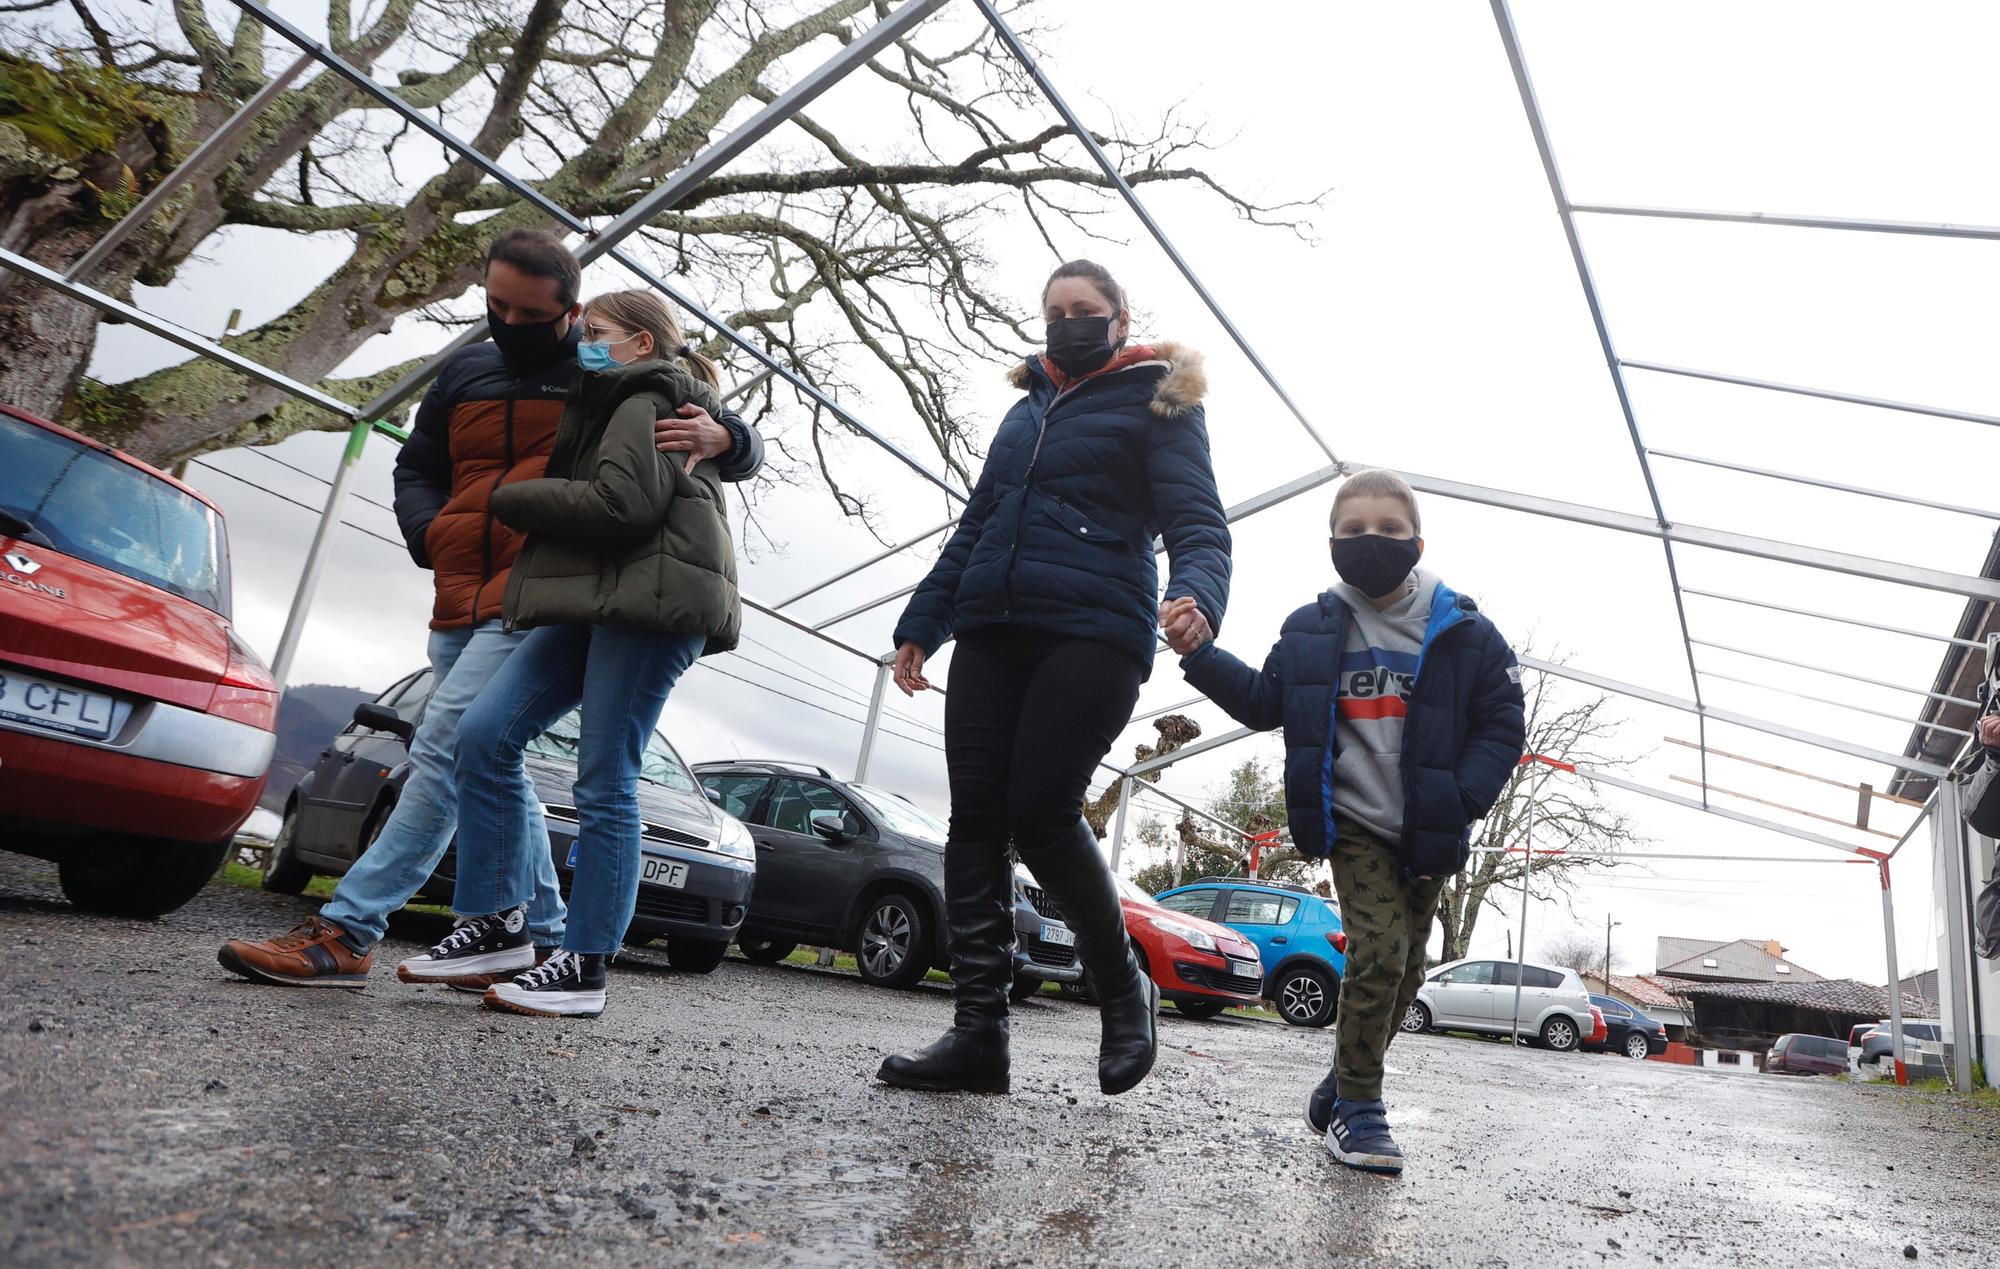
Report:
4,549,39,574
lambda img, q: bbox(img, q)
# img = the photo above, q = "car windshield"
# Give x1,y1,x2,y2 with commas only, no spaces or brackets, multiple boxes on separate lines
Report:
524,711,699,795
847,784,948,844
0,413,229,614
1114,874,1152,905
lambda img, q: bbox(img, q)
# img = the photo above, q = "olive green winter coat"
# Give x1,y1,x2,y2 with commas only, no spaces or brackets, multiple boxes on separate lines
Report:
491,359,741,654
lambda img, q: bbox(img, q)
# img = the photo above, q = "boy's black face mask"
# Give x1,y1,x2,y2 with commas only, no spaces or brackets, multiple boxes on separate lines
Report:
1045,315,1117,378
1331,534,1423,598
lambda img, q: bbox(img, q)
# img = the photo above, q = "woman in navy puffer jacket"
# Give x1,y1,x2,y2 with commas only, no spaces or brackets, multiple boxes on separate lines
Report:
877,261,1231,1099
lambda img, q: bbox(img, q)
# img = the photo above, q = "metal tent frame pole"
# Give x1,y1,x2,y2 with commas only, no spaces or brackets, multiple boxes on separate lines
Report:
1691,638,1981,710
270,419,375,685
1621,359,2000,431
1647,449,2000,521
1490,0,1709,801
853,659,892,783
1683,587,1988,652
1571,202,2000,241
1879,856,1909,1086
970,0,1340,468
1934,778,1978,1092
1108,778,1134,872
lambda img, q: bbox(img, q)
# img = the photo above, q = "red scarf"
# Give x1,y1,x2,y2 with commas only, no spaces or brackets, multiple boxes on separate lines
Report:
1041,343,1158,393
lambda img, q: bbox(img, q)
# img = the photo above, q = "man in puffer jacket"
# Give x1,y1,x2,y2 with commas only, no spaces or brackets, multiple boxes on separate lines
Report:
1166,468,1525,1176
217,230,762,991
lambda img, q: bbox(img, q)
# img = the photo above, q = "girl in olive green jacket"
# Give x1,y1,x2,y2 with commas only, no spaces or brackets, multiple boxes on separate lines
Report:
442,289,740,1018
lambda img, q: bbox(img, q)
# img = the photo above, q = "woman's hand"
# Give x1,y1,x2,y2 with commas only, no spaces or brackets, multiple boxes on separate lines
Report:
1980,714,2000,748
892,642,929,697
1159,597,1211,656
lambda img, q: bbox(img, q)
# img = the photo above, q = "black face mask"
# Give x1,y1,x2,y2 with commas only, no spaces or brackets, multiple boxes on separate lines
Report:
1045,315,1117,378
1331,534,1423,599
487,306,570,372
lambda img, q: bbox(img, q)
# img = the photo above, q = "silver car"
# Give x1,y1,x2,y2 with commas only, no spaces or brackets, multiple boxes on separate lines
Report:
1402,956,1596,1052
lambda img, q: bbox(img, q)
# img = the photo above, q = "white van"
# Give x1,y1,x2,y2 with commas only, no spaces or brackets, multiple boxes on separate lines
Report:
1402,956,1597,1052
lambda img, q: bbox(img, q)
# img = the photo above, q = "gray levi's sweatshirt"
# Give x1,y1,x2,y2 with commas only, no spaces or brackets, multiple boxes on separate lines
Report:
1329,568,1437,845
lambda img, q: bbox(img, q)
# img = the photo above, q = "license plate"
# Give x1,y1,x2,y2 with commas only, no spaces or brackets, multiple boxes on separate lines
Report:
642,857,688,889
0,668,115,740
560,843,688,890
1040,922,1075,947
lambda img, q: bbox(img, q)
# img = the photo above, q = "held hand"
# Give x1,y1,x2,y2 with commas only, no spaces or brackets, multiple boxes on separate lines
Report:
892,642,929,698
1159,597,1212,656
654,404,732,474
1981,714,2000,748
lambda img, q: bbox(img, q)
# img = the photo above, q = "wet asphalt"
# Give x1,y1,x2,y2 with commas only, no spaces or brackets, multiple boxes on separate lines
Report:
2,851,1997,1268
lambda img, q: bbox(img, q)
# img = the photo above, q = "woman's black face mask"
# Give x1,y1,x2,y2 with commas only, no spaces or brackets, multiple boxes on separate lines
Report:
1331,534,1423,598
1045,314,1117,378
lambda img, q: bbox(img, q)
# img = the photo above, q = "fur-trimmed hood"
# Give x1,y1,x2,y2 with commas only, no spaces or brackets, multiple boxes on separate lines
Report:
1006,340,1207,419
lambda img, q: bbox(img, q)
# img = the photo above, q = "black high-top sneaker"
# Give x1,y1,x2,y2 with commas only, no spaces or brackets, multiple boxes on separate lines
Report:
483,950,608,1018
395,906,533,984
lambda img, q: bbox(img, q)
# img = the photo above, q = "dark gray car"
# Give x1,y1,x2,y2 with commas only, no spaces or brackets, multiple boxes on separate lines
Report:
264,667,756,972
693,760,1080,993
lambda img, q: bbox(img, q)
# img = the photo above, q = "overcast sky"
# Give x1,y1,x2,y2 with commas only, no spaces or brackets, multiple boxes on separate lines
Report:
74,0,2000,989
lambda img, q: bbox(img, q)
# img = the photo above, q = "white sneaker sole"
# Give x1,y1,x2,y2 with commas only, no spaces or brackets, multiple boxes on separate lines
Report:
395,944,534,983
483,983,606,1018
1325,1126,1404,1175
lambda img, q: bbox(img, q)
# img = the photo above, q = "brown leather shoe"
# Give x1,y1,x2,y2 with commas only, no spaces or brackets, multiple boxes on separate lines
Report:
218,917,372,988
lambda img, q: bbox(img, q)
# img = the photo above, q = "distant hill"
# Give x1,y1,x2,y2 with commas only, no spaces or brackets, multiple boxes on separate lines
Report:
262,684,373,811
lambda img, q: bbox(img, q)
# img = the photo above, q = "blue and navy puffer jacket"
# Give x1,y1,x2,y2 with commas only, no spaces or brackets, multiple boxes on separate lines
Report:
1181,580,1527,882
894,343,1231,675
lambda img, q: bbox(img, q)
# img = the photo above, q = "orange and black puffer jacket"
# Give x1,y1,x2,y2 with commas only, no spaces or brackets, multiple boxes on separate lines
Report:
391,333,763,630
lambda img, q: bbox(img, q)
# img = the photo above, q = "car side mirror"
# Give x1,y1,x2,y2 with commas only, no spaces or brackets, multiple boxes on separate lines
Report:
353,702,416,743
703,786,724,805
808,810,850,841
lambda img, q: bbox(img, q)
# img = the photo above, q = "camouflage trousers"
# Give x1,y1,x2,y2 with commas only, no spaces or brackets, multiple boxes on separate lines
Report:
1329,822,1447,1102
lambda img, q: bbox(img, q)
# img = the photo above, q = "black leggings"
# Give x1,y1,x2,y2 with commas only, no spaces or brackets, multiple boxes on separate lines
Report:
944,628,1145,859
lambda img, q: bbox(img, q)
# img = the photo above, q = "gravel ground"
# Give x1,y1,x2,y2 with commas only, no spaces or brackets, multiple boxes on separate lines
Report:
3,851,1998,1268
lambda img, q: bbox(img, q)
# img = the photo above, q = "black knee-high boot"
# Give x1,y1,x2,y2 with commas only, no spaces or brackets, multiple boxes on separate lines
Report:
1018,817,1159,1095
876,843,1013,1094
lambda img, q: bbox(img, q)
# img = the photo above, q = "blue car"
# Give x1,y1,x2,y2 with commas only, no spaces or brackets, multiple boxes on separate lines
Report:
1152,878,1348,1027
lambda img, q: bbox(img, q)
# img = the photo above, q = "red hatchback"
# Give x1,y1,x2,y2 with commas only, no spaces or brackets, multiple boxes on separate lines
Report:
1113,874,1265,1018
0,405,276,917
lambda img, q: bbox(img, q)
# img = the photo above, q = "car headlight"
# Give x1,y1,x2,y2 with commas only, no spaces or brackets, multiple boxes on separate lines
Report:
714,814,755,861
1147,915,1218,953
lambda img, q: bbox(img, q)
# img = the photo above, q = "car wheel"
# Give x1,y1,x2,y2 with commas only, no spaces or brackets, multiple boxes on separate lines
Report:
1624,1032,1653,1061
355,795,395,857
1009,974,1044,1003
1174,999,1226,1020
1276,965,1337,1028
856,892,930,989
1400,1001,1432,1034
737,937,796,965
1541,1014,1581,1053
59,836,230,919
260,811,312,896
1060,977,1096,1003
666,936,729,974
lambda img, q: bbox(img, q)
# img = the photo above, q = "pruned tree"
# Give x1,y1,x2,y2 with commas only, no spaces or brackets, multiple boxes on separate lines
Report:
1083,712,1201,837
0,0,1315,524
1128,757,1321,894
1435,649,1644,963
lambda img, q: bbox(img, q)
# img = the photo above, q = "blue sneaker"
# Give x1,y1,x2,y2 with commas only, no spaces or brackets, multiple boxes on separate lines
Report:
1306,1066,1339,1135
1326,1098,1404,1175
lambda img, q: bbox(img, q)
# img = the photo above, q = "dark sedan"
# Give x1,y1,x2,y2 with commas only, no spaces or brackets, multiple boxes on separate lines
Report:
1584,994,1669,1060
694,759,1080,993
263,667,755,972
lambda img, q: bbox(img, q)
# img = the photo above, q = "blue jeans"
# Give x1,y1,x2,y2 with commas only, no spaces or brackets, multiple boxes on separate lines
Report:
319,621,566,949
452,623,704,955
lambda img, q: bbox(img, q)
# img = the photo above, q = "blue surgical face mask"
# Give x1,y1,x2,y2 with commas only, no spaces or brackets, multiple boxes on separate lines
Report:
577,340,617,372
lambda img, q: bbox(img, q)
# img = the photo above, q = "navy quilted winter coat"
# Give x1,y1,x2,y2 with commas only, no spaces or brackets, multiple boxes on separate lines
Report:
894,343,1231,674
1181,581,1526,883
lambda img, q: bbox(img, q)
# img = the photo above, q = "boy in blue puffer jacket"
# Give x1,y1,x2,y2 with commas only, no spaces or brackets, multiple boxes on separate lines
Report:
1162,468,1526,1175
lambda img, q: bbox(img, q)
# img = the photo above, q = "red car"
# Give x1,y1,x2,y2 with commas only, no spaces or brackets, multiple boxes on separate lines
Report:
1587,1004,1608,1047
0,405,276,917
1113,874,1265,1018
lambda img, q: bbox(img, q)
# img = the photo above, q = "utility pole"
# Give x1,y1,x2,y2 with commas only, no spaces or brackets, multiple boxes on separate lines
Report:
1604,914,1621,990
